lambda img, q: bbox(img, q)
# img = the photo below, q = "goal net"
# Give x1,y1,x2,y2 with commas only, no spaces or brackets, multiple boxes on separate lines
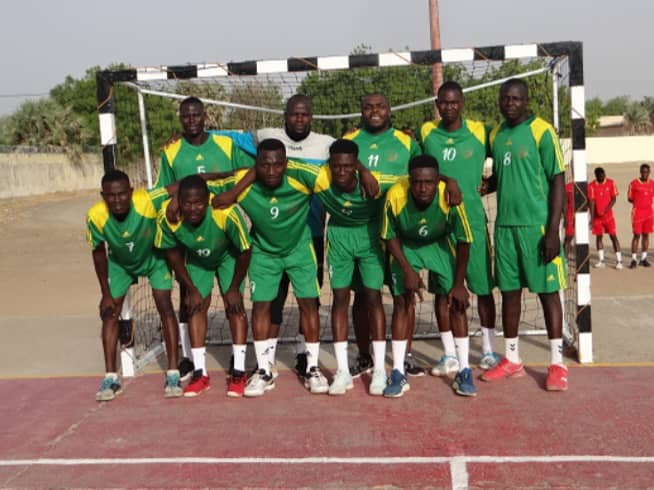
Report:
96,42,590,374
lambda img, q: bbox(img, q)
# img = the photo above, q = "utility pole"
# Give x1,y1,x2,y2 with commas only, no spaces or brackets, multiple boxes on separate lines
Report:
429,0,443,119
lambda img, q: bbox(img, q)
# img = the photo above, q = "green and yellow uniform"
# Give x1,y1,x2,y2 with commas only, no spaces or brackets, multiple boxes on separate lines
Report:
420,118,494,295
155,199,251,299
208,169,319,302
86,188,172,298
382,178,473,295
489,115,567,293
344,127,422,176
286,162,397,290
154,133,254,188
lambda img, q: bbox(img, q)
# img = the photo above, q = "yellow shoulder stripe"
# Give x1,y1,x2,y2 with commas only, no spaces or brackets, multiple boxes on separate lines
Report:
386,179,411,218
530,117,565,172
420,121,438,143
466,119,486,146
489,124,502,148
163,139,183,167
392,129,412,152
132,189,157,219
212,134,233,159
287,176,311,195
343,129,360,141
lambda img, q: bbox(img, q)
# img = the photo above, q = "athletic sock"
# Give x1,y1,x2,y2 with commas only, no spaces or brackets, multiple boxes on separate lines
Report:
105,372,118,380
598,249,605,262
297,333,307,356
616,251,623,263
481,326,495,354
333,341,349,372
305,342,320,372
505,337,520,364
454,336,470,370
232,344,246,373
372,340,386,372
179,323,192,359
391,340,407,375
632,253,638,261
550,338,564,366
267,338,278,369
642,251,648,261
440,330,456,357
254,340,270,375
191,347,207,375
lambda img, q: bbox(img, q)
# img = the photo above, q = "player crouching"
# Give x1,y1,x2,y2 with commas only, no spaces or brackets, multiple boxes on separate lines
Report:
87,170,182,401
156,175,252,398
382,155,476,397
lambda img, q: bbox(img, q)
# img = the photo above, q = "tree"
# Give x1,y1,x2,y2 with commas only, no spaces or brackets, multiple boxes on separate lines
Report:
227,80,284,130
585,97,603,135
1,98,91,160
624,102,650,135
601,96,630,115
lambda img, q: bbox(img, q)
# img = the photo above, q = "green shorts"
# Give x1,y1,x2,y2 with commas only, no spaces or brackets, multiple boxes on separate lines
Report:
108,252,172,299
464,224,495,296
186,250,245,300
391,239,455,296
248,240,320,302
327,224,384,290
494,225,567,294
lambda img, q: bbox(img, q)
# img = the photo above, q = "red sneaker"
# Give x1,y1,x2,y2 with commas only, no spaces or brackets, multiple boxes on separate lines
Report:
226,371,247,398
480,357,525,382
546,364,568,391
183,371,210,397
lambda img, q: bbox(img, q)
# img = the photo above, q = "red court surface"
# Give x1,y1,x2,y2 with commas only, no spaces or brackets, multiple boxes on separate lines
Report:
1,366,653,489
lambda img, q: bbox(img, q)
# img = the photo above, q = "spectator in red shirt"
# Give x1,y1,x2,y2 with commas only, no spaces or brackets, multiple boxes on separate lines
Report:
588,167,622,269
627,163,654,268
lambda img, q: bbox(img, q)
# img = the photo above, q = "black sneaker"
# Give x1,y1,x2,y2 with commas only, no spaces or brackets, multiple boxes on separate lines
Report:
349,352,373,379
640,258,651,267
178,357,195,382
295,352,307,376
404,353,426,377
629,259,638,269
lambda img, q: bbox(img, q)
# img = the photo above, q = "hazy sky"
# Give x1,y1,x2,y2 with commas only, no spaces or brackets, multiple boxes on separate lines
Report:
1,0,651,116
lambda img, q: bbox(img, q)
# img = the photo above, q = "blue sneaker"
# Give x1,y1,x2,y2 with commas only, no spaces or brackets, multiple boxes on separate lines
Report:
96,374,122,402
452,368,477,397
383,369,410,398
479,352,501,370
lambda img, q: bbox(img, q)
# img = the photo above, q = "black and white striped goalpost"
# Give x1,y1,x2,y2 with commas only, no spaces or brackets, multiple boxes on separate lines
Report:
96,41,592,365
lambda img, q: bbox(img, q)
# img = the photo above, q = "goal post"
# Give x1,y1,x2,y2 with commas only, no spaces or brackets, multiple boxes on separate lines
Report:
96,41,592,374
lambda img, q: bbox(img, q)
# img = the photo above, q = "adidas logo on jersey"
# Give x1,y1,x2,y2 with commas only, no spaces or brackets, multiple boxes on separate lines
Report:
505,139,512,146
547,274,555,282
196,236,205,242
270,197,278,204
122,231,131,238
343,201,352,207
196,154,204,161
369,144,378,150
419,218,427,224
446,138,455,145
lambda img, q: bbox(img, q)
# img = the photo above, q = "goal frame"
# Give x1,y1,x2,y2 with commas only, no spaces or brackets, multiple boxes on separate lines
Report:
96,41,592,367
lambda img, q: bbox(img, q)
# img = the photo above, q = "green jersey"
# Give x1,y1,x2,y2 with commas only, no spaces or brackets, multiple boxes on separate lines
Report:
208,169,312,256
344,127,422,176
155,198,251,269
285,162,398,229
154,133,254,188
86,188,170,273
490,115,565,226
420,118,489,226
382,178,473,248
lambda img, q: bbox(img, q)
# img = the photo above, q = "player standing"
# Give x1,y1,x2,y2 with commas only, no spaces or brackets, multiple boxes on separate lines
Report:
208,139,328,396
383,155,476,397
627,163,654,268
156,175,252,397
87,170,181,401
588,167,622,269
482,79,569,391
155,97,254,380
420,81,499,373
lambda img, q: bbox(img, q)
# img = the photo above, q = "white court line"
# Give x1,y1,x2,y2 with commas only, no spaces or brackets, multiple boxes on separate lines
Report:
450,457,469,490
0,455,653,466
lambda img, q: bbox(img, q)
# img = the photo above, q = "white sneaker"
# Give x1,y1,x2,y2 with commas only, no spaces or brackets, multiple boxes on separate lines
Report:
328,370,354,395
430,355,460,377
244,369,275,397
369,370,387,396
304,366,329,394
479,352,501,370
615,262,623,270
593,261,606,269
